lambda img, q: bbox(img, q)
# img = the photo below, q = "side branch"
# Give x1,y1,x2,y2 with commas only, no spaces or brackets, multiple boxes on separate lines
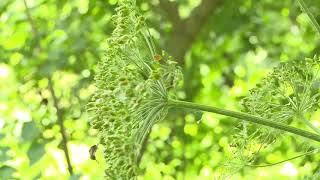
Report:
168,99,320,142
23,0,38,36
23,0,74,175
245,148,319,168
297,0,320,35
48,77,74,175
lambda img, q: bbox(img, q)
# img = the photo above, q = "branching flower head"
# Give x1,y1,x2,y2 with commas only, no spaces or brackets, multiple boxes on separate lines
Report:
87,0,181,179
240,56,320,145
224,56,320,175
243,56,320,121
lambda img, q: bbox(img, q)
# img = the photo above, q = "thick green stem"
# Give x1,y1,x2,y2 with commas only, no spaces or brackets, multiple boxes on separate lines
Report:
296,0,320,35
167,99,320,142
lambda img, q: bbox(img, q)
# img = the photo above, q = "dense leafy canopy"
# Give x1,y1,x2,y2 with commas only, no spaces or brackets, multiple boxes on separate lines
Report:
0,0,320,179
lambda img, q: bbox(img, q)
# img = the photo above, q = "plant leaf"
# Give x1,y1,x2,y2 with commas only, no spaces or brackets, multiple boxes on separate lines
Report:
27,142,45,165
0,166,15,179
21,121,40,142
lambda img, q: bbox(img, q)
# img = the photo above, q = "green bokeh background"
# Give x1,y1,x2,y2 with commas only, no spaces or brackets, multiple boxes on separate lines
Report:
0,0,319,179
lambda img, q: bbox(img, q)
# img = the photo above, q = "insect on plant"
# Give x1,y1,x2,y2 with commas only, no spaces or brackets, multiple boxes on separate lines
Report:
89,144,98,161
153,54,162,61
87,0,320,179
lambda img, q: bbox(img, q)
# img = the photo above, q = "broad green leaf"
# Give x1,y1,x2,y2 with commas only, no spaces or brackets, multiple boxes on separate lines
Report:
0,166,15,179
70,174,81,180
2,30,28,50
0,147,10,163
194,111,203,123
0,133,4,139
21,121,40,142
27,142,45,165
32,173,41,180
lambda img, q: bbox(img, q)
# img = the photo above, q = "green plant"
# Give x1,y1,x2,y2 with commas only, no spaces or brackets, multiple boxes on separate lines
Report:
88,0,320,179
87,0,181,178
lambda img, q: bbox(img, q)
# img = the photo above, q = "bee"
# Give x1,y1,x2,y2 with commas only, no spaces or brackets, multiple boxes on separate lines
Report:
89,144,98,161
153,54,162,61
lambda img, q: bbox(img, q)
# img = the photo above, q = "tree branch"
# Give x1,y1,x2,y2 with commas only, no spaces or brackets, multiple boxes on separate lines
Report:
23,0,73,175
184,0,224,36
163,0,224,65
158,0,181,26
22,0,38,36
48,77,74,175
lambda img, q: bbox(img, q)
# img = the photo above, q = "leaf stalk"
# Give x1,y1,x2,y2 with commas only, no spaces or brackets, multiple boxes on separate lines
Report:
168,99,320,142
297,0,320,35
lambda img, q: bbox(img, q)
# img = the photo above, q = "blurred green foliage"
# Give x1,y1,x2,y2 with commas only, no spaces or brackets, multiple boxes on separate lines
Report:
0,0,320,179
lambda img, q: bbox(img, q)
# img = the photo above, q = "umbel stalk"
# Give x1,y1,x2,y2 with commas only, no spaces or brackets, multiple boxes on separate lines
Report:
297,0,320,35
168,99,320,142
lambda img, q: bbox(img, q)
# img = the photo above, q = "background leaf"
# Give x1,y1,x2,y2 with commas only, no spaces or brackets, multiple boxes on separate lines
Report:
21,121,40,142
0,147,10,163
27,142,45,165
0,0,320,179
0,166,15,179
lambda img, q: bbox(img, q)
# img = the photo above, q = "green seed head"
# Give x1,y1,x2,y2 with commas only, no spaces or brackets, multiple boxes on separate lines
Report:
224,56,320,175
243,56,320,121
87,0,181,179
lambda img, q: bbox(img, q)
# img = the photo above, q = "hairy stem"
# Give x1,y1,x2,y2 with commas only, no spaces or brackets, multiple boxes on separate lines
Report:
168,99,320,142
296,0,320,35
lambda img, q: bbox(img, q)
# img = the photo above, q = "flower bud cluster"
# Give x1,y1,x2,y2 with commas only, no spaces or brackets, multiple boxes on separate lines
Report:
87,0,181,179
242,56,320,121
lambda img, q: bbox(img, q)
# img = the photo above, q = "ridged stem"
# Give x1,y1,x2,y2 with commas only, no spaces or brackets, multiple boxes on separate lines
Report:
297,0,320,35
167,99,320,142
